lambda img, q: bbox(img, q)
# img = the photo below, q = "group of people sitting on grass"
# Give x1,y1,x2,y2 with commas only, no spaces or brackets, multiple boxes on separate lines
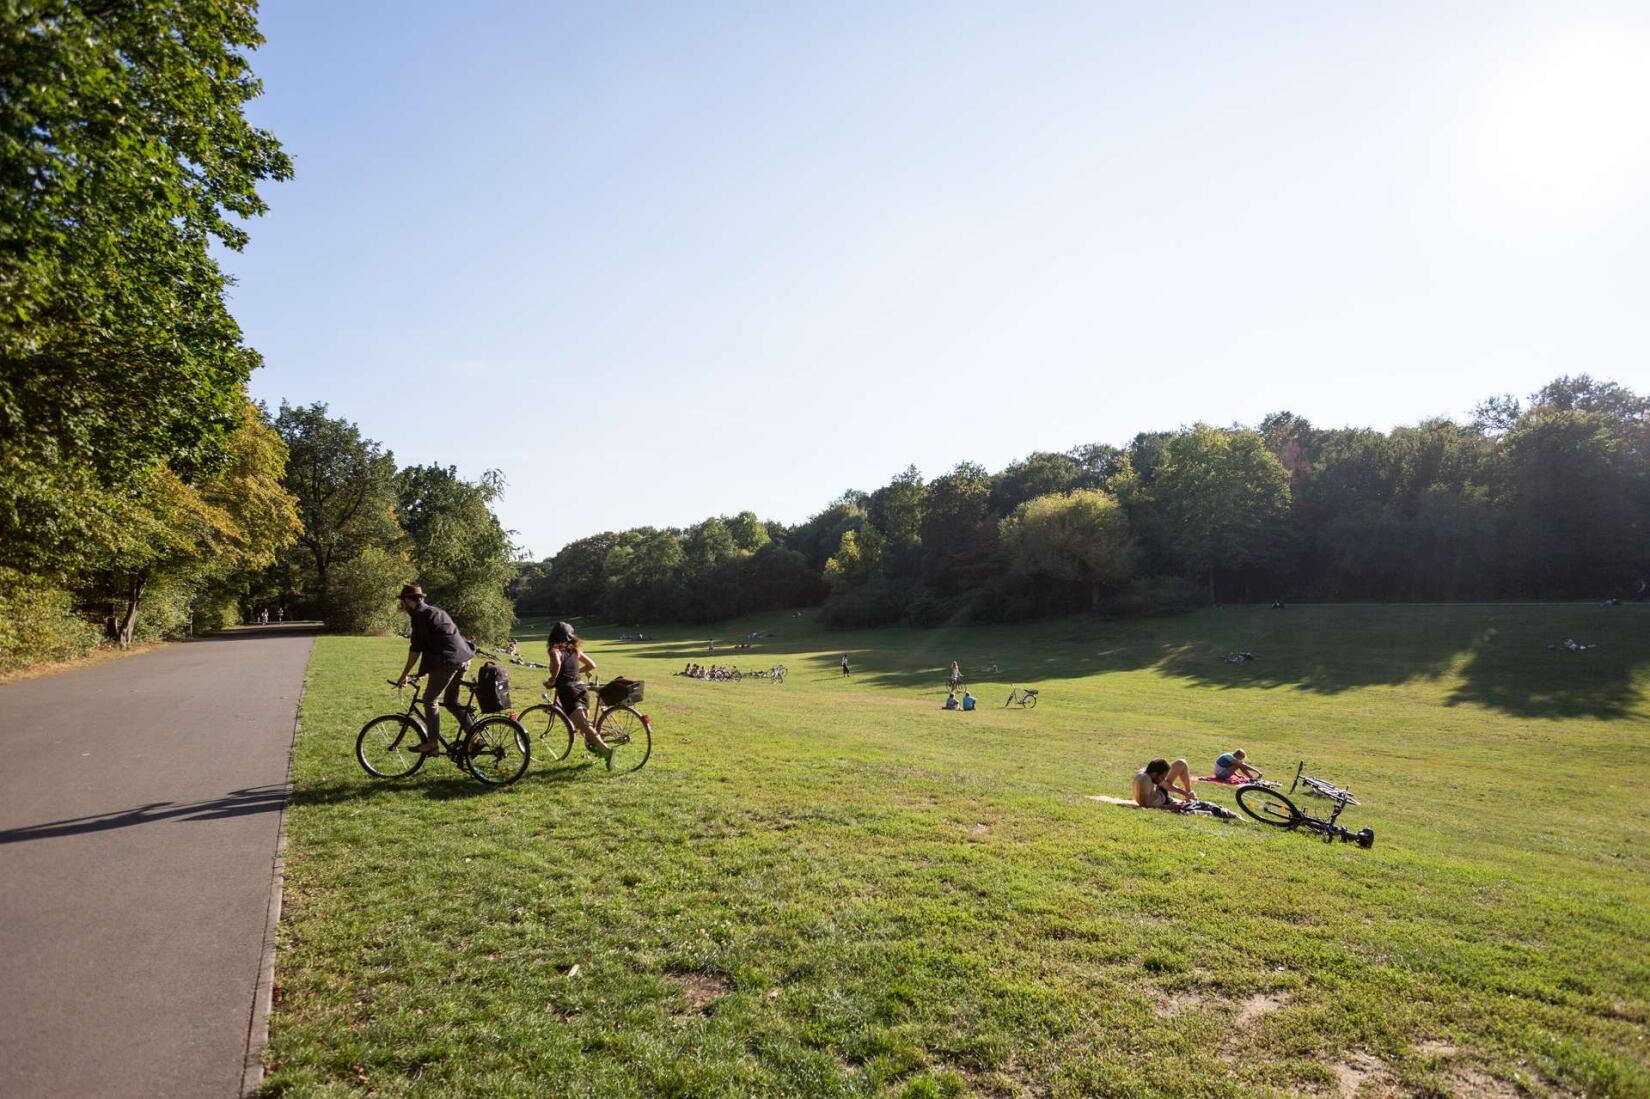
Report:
942,689,977,711
1132,749,1262,810
679,663,737,681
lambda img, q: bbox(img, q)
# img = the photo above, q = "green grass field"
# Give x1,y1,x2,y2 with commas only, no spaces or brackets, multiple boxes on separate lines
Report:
262,605,1650,1098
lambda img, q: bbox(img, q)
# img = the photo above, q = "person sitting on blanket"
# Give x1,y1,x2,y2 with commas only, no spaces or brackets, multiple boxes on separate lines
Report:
1213,749,1261,783
1134,758,1195,809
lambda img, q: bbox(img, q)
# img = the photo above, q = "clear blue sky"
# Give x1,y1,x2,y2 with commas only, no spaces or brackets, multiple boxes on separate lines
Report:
224,1,1650,559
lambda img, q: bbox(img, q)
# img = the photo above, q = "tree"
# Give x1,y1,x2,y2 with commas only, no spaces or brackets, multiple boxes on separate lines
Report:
0,0,290,575
921,463,997,596
541,534,620,616
989,452,1088,515
396,465,516,641
1152,426,1292,602
999,489,1137,610
92,396,300,646
275,403,402,615
725,511,770,552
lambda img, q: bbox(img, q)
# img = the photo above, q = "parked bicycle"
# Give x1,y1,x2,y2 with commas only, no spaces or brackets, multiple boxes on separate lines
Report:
357,675,531,786
1234,783,1374,848
515,675,653,773
1004,686,1039,709
1290,760,1359,805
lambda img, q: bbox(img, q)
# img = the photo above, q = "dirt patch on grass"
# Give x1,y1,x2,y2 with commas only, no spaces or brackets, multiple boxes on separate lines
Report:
1416,1039,1457,1058
1445,1066,1522,1098
1152,988,1210,1017
669,972,730,1015
1235,992,1289,1026
1331,1052,1396,1097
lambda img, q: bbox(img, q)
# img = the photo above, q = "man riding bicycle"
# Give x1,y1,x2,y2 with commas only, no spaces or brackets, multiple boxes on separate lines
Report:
394,583,477,755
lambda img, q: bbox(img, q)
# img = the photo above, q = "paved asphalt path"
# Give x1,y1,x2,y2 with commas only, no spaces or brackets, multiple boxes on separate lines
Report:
0,625,315,1099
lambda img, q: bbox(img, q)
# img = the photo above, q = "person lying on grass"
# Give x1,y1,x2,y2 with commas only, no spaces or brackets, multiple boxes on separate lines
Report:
1214,749,1262,783
1133,758,1195,809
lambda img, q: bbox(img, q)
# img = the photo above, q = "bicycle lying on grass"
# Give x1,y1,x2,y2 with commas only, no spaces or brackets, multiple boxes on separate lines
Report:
515,676,652,773
1004,686,1039,709
358,675,531,786
1290,760,1359,805
1234,783,1374,848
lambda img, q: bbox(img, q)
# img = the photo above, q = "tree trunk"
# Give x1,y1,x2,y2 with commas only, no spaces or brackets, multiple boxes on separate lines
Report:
117,573,147,649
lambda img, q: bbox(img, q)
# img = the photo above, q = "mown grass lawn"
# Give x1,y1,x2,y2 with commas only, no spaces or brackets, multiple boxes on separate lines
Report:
262,605,1650,1098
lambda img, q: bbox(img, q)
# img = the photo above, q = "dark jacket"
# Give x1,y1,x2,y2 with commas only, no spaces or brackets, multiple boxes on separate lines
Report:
407,601,475,673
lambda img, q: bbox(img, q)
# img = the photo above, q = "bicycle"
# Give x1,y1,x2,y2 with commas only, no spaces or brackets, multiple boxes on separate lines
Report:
514,675,653,773
1234,783,1374,848
1290,760,1359,805
357,674,531,786
1004,686,1039,709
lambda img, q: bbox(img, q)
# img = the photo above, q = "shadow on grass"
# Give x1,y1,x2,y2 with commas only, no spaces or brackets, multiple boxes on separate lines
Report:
539,606,1650,721
288,762,595,807
0,784,288,844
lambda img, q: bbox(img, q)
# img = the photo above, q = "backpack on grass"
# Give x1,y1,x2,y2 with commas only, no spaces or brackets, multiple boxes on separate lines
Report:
476,661,512,712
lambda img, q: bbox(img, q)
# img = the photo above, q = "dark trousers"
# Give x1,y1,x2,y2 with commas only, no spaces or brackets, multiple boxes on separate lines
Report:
422,661,469,740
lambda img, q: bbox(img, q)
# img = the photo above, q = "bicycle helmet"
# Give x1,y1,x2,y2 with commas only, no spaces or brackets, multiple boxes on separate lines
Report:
548,621,576,645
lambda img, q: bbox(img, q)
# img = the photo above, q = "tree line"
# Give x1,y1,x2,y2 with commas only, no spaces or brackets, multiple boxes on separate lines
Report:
520,375,1649,627
0,2,515,670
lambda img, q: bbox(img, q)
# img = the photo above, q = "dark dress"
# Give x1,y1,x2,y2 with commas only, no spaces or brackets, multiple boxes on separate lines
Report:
552,645,588,715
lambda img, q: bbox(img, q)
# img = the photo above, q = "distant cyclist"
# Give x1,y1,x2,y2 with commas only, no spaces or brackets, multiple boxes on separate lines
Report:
840,654,851,677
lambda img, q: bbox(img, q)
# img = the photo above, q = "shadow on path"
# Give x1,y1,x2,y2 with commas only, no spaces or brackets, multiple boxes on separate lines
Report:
0,785,288,845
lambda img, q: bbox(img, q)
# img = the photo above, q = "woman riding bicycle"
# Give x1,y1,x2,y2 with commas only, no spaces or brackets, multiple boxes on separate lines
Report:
547,621,612,763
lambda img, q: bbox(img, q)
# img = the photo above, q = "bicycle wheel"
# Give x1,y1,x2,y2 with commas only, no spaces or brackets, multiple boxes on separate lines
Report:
596,704,652,773
517,703,575,762
1022,694,1038,709
464,716,531,786
1236,784,1302,827
356,715,427,778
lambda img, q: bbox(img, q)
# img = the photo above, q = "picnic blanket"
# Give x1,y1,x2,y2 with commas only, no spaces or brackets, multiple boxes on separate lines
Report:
1194,774,1244,785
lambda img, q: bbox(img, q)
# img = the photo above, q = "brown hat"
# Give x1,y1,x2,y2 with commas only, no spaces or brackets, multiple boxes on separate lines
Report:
399,583,425,601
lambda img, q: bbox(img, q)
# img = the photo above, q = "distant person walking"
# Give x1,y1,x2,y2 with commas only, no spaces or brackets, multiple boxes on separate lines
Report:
840,654,851,677
276,606,284,623
394,583,477,755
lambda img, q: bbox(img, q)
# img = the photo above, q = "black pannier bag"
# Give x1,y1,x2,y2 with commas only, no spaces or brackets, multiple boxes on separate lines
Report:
476,661,512,712
598,677,644,707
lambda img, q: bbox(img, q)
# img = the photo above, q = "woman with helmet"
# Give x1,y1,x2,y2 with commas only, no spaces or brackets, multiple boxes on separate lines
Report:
546,621,612,764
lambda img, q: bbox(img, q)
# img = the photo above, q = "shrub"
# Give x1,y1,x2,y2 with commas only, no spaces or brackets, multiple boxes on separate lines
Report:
327,547,409,634
0,569,101,666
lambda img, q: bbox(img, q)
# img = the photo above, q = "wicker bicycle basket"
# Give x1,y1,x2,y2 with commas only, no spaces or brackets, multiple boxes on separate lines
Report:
598,678,644,706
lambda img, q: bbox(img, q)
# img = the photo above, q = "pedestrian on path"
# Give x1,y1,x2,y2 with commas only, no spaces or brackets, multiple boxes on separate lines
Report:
394,583,476,754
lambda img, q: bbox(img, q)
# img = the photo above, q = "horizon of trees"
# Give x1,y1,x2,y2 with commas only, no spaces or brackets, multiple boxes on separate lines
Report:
518,375,1650,628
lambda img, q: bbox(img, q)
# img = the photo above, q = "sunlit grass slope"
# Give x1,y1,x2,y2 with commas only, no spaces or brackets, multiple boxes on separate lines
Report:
263,604,1650,1097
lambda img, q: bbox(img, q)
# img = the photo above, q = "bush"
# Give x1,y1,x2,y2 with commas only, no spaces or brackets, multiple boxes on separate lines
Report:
434,581,515,644
327,547,409,634
0,569,102,666
128,575,198,643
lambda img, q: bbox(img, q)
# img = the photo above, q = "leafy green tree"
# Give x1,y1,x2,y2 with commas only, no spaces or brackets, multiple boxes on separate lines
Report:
1152,426,1292,602
726,511,770,552
603,528,685,622
396,465,516,641
275,403,402,615
540,533,619,616
999,489,1137,610
921,463,997,596
989,452,1088,515
0,0,290,574
92,396,300,646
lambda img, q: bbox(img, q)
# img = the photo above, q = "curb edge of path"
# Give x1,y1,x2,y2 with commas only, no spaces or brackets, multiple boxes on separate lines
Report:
241,657,309,1097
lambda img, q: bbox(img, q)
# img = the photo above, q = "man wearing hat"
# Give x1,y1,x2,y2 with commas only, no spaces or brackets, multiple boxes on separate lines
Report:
395,583,477,754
